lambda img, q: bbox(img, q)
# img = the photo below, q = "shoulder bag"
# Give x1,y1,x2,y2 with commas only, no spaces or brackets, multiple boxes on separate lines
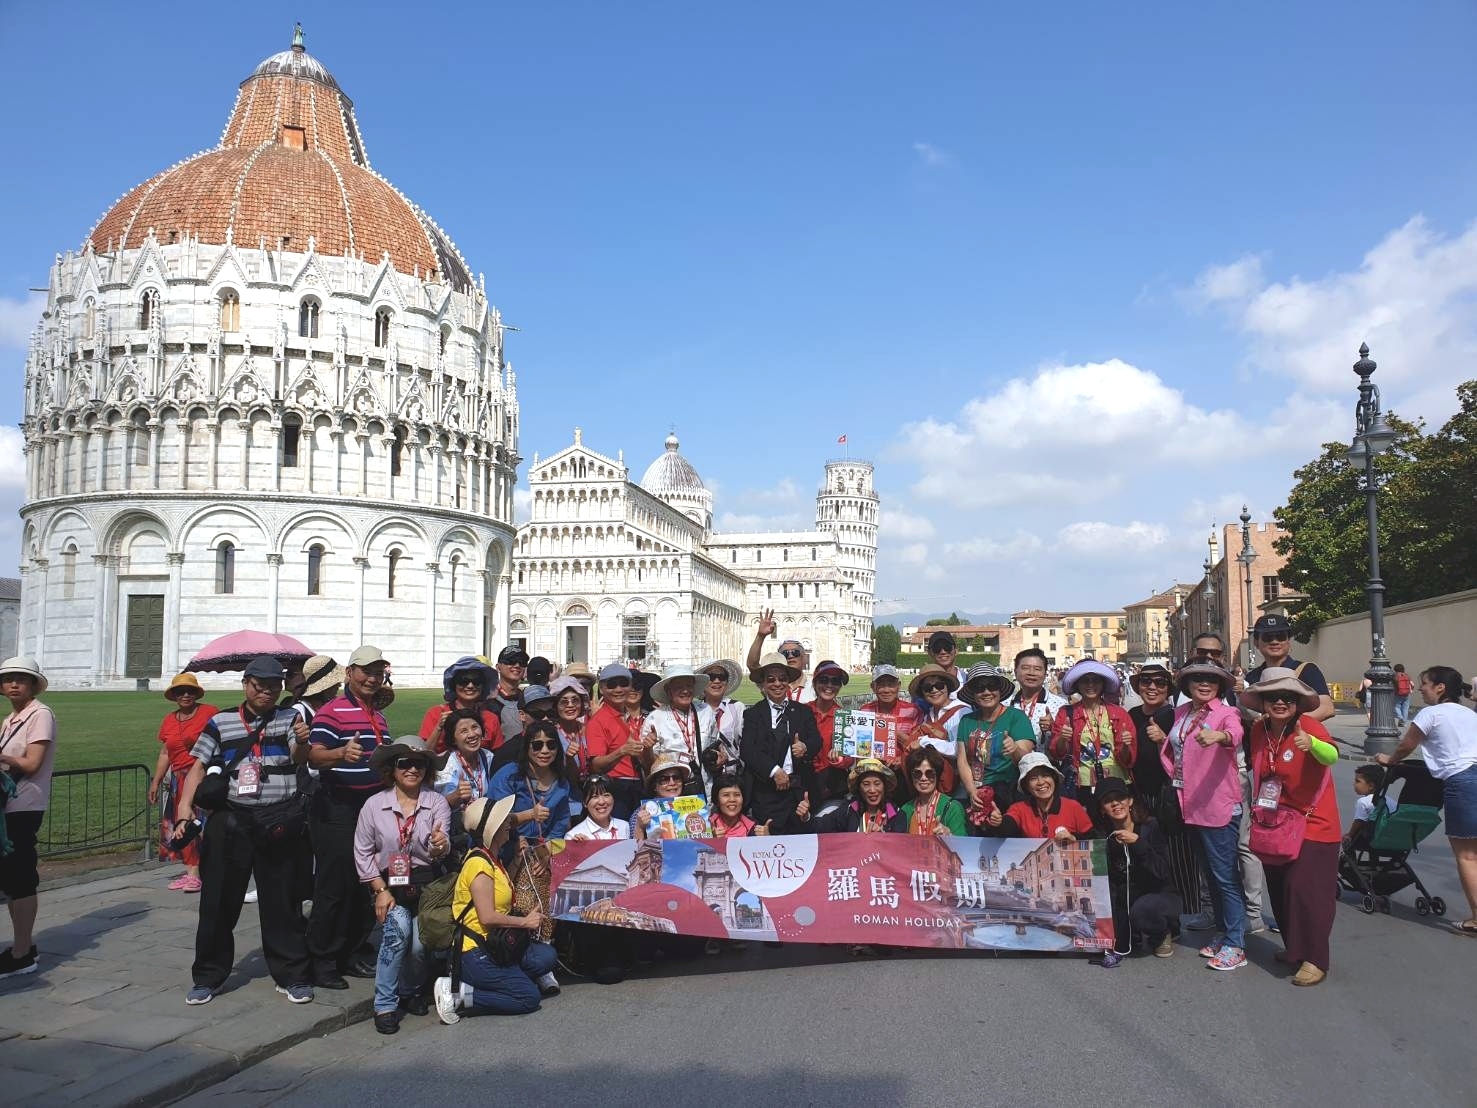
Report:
1248,743,1330,866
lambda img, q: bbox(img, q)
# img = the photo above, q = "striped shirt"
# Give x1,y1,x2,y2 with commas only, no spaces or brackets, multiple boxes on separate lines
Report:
310,692,389,791
190,704,301,807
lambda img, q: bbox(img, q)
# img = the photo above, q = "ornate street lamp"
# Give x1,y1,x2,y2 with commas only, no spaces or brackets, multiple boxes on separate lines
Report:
1237,505,1258,669
1345,343,1399,756
1202,550,1217,635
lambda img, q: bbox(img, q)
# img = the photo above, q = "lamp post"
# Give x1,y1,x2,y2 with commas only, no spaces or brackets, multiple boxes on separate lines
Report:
1202,552,1217,635
1346,343,1399,756
1237,505,1258,669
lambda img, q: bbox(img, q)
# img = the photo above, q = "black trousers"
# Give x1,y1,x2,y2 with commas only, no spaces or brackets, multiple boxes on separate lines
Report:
192,806,311,989
306,787,373,973
1110,891,1184,951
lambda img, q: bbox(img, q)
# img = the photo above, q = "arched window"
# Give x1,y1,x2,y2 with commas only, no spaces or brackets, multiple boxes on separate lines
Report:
387,547,402,598
82,299,96,341
215,541,236,594
298,297,320,338
374,308,393,348
449,554,460,602
138,289,159,330
219,290,241,332
281,414,302,468
439,325,451,354
307,544,323,595
62,544,78,600
131,411,150,466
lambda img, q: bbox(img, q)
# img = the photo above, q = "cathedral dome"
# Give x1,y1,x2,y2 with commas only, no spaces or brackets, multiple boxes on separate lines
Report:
85,27,472,290
641,433,707,497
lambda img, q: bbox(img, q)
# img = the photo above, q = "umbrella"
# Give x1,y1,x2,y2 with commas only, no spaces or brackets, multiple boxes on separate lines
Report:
186,630,315,674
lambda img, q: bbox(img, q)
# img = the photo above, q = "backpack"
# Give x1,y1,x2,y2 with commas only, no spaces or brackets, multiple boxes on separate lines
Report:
1396,672,1411,696
416,851,483,955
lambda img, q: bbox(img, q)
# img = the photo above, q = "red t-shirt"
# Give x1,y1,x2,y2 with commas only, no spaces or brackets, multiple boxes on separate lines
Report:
1248,717,1342,843
1004,796,1096,839
158,705,220,774
585,702,643,780
418,705,505,754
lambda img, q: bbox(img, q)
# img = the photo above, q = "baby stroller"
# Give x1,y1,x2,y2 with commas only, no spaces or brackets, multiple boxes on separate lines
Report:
1338,760,1447,916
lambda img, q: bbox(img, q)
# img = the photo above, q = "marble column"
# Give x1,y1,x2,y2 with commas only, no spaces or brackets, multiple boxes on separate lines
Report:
31,558,49,669
163,552,184,677
424,562,439,670
475,568,490,658
266,552,283,632
353,556,369,645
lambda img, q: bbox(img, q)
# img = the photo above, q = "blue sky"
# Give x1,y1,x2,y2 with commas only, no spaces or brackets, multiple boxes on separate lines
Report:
3,1,1475,615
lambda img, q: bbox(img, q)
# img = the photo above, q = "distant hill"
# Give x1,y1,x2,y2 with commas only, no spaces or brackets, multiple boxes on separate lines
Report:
873,610,1014,629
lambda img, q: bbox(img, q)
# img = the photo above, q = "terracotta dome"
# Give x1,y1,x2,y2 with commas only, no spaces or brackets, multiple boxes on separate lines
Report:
86,28,472,290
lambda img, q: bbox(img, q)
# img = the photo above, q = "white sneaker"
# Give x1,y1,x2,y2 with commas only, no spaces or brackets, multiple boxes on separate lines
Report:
433,976,461,1025
536,971,560,997
243,886,259,904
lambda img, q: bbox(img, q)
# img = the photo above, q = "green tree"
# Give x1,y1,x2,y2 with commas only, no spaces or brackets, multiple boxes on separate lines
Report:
925,612,967,626
871,623,901,665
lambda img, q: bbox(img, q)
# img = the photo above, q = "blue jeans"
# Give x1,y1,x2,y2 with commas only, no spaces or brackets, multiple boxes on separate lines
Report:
374,904,425,1014
459,941,557,1016
1394,695,1410,724
1197,817,1246,949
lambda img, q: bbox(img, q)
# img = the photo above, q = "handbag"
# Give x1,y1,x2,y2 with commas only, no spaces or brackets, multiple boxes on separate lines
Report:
1248,748,1330,866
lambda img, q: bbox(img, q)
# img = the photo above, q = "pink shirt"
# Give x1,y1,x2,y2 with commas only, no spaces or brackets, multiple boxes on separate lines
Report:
1,699,56,813
1161,699,1243,828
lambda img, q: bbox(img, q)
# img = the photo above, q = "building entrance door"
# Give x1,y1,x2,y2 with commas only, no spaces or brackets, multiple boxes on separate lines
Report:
125,594,165,678
564,624,589,665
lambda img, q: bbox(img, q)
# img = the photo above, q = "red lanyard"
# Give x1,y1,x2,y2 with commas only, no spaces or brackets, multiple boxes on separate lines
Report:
1264,723,1290,777
456,751,486,795
237,707,269,758
673,710,696,760
394,808,418,851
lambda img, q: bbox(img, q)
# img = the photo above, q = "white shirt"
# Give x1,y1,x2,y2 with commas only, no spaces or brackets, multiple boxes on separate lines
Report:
1353,793,1396,822
566,815,629,841
1007,688,1067,737
1412,703,1477,779
642,704,715,768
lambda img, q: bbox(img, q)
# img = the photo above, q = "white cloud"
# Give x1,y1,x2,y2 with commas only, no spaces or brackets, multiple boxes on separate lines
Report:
0,293,44,349
1191,217,1477,418
0,428,26,491
1055,520,1168,558
912,141,954,169
879,506,935,540
513,486,532,524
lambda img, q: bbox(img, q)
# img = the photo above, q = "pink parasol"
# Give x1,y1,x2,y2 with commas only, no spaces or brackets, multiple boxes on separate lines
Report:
185,630,315,674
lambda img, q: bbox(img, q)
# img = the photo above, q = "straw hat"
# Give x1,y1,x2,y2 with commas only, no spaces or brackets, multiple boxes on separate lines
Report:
0,655,50,695
463,795,518,850
164,672,203,701
1176,662,1234,698
848,757,896,794
1239,666,1320,715
301,655,345,699
749,651,801,684
650,665,707,707
1128,663,1174,694
700,658,743,697
908,663,960,698
646,754,693,784
1060,659,1120,698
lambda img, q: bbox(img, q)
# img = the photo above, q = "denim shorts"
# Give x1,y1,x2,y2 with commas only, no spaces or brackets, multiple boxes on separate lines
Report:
1442,763,1477,839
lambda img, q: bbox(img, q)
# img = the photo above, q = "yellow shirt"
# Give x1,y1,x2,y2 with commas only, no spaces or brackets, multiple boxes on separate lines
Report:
453,851,512,953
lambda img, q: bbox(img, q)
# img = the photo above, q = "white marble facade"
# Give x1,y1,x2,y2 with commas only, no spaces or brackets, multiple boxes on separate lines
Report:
509,433,878,671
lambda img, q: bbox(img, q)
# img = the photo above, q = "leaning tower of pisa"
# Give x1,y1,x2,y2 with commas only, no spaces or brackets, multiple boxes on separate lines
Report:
815,459,878,666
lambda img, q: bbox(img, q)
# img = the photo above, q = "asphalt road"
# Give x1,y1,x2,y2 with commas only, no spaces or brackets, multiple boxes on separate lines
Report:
182,712,1477,1108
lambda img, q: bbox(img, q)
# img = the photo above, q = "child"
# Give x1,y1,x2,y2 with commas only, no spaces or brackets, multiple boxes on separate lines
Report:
1344,764,1394,849
566,775,628,841
710,771,765,838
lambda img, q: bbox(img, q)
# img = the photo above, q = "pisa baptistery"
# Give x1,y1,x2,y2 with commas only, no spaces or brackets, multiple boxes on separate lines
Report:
17,29,521,687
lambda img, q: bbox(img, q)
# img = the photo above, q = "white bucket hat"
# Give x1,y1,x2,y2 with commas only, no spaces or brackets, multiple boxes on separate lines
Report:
0,655,47,695
1016,750,1063,784
650,665,707,707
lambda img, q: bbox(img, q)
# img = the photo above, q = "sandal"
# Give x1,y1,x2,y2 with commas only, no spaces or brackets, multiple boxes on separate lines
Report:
1453,920,1477,936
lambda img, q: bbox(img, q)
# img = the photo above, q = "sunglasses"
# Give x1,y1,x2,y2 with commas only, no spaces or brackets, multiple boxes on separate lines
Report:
1194,649,1224,659
1258,633,1290,643
762,673,791,684
920,682,949,694
525,708,556,720
1138,677,1170,688
1263,692,1300,705
602,677,632,689
706,673,728,682
653,772,685,784
393,758,427,772
455,676,483,687
780,649,804,659
1189,677,1220,686
815,676,845,688
911,768,937,780
502,661,528,668
527,739,559,751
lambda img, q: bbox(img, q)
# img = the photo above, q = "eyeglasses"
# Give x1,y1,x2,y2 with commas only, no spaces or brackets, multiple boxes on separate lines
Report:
393,758,426,772
780,649,803,659
1139,677,1170,688
815,677,845,689
1258,633,1290,644
557,694,584,706
1263,692,1300,705
527,739,559,751
920,682,948,694
602,677,632,689
762,673,791,684
246,678,283,692
911,768,937,780
525,708,556,720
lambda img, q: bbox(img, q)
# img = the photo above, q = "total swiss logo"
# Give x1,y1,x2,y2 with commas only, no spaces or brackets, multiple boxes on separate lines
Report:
726,835,817,898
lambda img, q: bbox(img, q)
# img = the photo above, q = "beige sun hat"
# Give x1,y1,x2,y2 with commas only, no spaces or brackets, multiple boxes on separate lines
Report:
749,651,801,684
300,655,345,698
650,665,707,707
700,658,743,697
908,662,960,698
463,795,518,850
1239,666,1320,715
0,655,48,695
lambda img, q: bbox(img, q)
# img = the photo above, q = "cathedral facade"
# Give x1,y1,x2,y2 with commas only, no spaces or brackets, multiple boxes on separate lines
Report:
16,31,519,687
509,431,877,669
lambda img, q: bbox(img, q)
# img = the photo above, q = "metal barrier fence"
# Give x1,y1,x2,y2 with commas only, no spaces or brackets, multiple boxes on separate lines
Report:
36,763,156,860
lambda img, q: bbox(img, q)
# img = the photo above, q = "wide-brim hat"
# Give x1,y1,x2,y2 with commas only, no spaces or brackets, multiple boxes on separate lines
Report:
1061,659,1120,698
370,734,448,773
464,795,518,850
564,662,597,683
1176,662,1234,698
1128,664,1174,694
959,662,1018,704
749,651,802,684
301,655,345,699
1017,750,1063,784
700,658,743,697
848,757,896,794
909,663,960,698
548,675,590,704
1239,666,1320,714
165,672,203,701
651,665,707,707
646,754,693,783
442,655,495,702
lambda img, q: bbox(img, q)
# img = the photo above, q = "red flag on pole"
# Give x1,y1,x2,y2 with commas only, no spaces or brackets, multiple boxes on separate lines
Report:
837,434,847,444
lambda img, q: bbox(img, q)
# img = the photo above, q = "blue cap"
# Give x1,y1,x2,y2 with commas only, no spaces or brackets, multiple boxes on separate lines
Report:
518,684,553,708
598,663,632,683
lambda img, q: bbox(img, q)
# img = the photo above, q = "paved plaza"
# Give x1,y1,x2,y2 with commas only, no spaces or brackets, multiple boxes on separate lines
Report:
2,712,1473,1107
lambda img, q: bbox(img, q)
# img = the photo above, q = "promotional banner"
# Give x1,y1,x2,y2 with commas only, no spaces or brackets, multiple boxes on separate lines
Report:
551,833,1113,952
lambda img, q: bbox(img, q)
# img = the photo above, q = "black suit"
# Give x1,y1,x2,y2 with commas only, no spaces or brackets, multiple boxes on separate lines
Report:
740,698,821,833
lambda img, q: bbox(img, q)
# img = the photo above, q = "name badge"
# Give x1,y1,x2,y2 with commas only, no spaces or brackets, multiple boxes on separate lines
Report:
388,852,412,887
236,761,262,798
1255,779,1283,811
